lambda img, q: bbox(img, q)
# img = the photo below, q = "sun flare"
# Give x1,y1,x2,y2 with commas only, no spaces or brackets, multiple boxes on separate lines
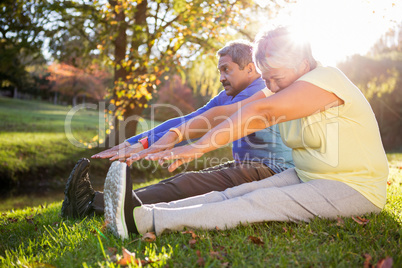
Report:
255,0,402,66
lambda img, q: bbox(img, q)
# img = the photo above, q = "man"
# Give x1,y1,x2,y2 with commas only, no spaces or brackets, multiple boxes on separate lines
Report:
61,40,293,219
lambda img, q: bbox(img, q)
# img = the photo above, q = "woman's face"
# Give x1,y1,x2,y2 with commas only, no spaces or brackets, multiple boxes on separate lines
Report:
260,61,309,93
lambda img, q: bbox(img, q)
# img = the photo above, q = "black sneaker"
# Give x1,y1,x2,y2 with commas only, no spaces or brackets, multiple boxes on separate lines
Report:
61,158,95,218
104,161,138,239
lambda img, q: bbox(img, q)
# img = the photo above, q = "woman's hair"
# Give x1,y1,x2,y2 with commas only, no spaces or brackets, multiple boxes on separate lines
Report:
253,26,317,73
217,40,253,70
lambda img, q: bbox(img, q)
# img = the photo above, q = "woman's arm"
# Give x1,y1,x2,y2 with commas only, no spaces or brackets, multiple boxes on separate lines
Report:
175,89,269,140
196,81,343,151
148,81,343,171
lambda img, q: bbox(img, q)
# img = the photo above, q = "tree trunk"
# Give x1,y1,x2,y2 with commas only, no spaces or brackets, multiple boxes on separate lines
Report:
72,95,78,107
53,91,58,105
105,0,149,147
106,0,129,147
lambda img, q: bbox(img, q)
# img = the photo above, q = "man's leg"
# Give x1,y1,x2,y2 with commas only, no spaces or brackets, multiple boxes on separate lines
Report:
92,161,274,215
61,158,96,218
133,169,381,235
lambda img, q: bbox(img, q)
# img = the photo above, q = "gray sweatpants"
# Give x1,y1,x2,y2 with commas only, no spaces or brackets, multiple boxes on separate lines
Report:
134,168,381,235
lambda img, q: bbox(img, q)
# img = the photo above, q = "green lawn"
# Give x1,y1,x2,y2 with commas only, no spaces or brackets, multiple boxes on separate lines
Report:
0,97,232,197
0,158,401,267
0,97,400,267
0,97,106,187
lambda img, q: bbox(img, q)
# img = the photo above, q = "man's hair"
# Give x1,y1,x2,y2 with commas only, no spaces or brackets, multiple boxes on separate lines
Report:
253,26,317,73
217,40,253,70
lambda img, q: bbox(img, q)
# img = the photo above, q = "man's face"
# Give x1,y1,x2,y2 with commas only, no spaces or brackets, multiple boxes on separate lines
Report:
218,55,251,97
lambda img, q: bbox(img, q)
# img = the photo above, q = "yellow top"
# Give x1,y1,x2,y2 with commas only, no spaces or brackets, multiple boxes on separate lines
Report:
278,65,389,208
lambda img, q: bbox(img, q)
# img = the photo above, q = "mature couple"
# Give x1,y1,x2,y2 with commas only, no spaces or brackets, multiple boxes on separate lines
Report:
61,26,388,239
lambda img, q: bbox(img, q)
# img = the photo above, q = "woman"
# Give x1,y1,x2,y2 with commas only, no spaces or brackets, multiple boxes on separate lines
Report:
104,26,389,238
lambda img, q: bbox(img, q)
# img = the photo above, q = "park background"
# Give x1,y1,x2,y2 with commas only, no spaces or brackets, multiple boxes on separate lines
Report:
0,0,401,267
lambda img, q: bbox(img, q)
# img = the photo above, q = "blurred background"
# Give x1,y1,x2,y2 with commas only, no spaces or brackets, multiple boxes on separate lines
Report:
1,0,401,210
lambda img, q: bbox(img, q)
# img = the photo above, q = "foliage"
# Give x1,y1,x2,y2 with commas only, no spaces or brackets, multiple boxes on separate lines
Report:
0,153,401,267
45,0,275,144
47,63,112,106
151,74,196,121
338,23,402,149
0,0,50,93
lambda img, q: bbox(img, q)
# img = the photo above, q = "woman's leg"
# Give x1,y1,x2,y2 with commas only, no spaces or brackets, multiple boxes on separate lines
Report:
146,168,300,209
135,174,380,235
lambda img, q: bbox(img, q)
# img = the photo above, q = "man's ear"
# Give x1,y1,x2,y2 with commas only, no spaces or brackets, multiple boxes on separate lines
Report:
247,62,255,74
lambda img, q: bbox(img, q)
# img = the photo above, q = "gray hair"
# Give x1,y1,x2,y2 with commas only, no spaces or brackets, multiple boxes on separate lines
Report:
217,40,253,70
253,26,317,72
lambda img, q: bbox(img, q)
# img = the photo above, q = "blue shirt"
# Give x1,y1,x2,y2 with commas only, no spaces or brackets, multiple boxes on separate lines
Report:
126,78,294,173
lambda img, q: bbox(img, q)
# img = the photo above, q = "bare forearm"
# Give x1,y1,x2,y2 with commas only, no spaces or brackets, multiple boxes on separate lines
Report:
195,101,273,153
177,90,267,141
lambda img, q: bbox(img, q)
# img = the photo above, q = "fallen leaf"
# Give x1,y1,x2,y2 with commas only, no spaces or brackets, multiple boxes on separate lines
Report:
209,251,223,260
189,238,197,247
336,217,345,227
108,247,117,255
141,232,156,242
196,250,204,266
352,216,369,225
196,257,205,266
248,236,264,246
182,230,198,239
376,257,393,268
8,218,18,223
117,247,138,266
363,253,372,268
25,217,34,224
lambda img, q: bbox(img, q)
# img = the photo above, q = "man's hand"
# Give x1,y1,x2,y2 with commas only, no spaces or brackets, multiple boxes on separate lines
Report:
91,141,144,161
91,141,131,159
126,131,180,166
108,142,144,161
145,144,205,172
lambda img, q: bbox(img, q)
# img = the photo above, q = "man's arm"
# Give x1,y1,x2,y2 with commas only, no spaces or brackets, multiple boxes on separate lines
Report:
146,82,342,172
125,89,269,164
92,92,222,160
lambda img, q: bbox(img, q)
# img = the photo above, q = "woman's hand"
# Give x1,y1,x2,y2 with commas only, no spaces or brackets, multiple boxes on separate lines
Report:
145,144,205,172
125,131,181,166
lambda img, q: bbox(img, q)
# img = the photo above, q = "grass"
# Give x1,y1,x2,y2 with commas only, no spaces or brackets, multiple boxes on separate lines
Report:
0,97,400,267
0,159,401,267
0,97,232,195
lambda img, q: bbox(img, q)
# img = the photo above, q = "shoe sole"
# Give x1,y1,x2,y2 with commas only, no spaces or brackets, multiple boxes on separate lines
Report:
61,158,90,218
104,161,128,239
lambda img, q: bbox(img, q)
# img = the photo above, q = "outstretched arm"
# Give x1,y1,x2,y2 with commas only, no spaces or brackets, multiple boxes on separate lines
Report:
125,89,269,164
147,81,343,171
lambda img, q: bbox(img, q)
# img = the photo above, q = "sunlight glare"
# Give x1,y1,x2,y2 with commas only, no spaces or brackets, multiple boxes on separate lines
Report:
255,0,402,66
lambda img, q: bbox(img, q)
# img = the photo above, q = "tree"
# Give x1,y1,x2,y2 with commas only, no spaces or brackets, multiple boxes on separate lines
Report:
338,22,402,149
152,74,196,121
0,0,50,95
47,63,111,106
46,0,284,146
